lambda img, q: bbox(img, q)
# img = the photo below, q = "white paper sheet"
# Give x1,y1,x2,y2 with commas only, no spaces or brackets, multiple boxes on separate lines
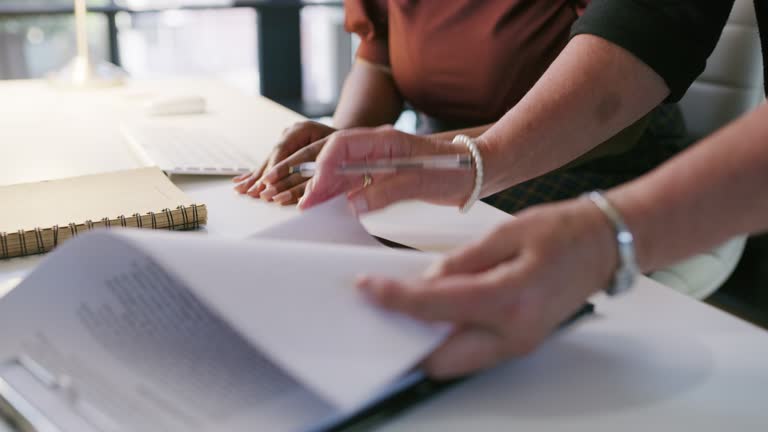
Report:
0,233,334,432
254,195,383,247
131,230,447,412
0,197,449,430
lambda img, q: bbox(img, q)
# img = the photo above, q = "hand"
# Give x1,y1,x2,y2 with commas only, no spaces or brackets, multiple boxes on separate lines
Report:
233,121,336,205
356,198,618,378
299,126,475,213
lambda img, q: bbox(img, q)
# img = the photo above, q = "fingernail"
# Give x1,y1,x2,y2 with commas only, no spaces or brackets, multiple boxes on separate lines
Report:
246,181,262,195
234,179,249,192
350,195,368,215
273,191,292,204
260,186,277,201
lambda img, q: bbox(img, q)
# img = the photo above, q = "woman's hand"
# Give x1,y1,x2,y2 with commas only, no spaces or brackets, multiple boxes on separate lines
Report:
299,126,475,213
357,198,618,378
233,121,336,205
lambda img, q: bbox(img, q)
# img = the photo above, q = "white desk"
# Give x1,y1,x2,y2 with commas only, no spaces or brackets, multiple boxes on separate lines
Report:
1,79,767,430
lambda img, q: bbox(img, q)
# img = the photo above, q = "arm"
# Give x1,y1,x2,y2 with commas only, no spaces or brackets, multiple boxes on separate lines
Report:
477,34,669,195
333,59,403,128
610,103,768,272
429,123,495,141
473,0,733,196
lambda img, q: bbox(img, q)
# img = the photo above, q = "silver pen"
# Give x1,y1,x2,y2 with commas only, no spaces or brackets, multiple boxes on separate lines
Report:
289,154,472,177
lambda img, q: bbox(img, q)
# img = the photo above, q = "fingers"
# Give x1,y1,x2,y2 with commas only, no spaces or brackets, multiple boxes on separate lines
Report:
425,222,522,278
233,160,268,195
263,138,327,185
422,327,504,379
346,172,423,214
300,126,414,209
272,182,308,206
259,173,307,201
357,268,525,324
236,121,335,199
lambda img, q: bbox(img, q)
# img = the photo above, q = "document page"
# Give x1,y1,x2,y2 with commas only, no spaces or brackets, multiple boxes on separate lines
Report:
0,233,335,432
134,229,449,413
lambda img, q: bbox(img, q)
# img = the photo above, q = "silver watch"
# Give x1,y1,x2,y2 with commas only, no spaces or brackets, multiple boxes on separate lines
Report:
584,191,638,296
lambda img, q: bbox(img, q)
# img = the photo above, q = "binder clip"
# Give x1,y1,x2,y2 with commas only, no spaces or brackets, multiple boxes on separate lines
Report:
0,356,116,432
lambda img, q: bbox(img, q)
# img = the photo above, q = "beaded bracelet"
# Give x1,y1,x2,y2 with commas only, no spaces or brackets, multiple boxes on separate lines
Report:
452,134,484,213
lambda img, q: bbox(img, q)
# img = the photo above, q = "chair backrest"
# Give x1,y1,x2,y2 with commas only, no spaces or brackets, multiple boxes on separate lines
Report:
678,0,764,139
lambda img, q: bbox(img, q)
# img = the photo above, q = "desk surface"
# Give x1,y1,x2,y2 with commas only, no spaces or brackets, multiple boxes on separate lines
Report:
1,79,767,430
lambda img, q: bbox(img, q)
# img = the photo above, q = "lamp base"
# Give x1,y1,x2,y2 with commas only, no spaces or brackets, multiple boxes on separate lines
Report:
48,56,127,88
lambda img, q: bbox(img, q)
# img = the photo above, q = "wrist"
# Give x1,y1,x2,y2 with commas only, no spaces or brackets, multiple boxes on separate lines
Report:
474,132,509,197
582,191,638,296
424,136,474,206
451,135,485,213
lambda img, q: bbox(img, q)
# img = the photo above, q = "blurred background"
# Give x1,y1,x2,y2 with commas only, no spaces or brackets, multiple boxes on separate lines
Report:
0,0,354,117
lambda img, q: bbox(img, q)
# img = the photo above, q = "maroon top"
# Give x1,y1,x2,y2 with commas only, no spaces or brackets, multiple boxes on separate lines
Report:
346,0,589,124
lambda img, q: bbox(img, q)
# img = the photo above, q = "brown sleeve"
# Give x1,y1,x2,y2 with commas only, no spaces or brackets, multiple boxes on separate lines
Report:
344,0,390,66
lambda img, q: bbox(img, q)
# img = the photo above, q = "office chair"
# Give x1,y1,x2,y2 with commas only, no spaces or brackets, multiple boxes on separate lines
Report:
649,0,764,299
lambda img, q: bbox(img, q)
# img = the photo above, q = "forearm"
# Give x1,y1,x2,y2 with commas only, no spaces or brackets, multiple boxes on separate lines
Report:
478,34,669,196
608,103,768,272
332,60,404,129
428,123,494,141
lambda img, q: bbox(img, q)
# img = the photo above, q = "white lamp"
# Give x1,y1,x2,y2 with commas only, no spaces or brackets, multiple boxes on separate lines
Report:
49,0,127,87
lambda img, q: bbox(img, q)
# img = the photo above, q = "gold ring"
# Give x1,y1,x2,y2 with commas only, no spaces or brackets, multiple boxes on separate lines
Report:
363,173,373,188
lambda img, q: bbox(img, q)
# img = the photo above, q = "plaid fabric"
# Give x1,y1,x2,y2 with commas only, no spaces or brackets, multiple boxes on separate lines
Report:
482,104,689,214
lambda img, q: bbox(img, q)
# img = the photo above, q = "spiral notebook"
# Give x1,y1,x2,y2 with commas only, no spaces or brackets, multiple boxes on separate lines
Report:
0,167,207,259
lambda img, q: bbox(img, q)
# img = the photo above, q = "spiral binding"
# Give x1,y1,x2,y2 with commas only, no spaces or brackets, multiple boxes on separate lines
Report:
34,228,44,254
191,204,200,229
179,205,189,229
0,203,205,259
17,230,28,257
0,232,8,259
163,208,174,231
133,213,143,228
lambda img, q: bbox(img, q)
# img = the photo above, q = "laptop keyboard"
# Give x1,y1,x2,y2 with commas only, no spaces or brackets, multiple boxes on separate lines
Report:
122,125,257,176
